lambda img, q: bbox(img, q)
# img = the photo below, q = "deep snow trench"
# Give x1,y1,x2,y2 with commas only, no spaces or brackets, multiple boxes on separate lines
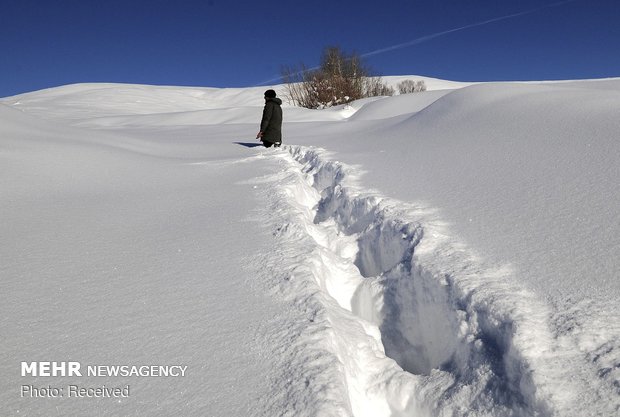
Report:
260,145,589,417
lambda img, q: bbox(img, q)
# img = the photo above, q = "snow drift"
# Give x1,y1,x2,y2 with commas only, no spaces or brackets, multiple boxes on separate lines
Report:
1,75,619,416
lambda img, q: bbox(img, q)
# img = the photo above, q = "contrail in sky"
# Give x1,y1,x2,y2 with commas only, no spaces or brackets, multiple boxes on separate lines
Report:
257,0,579,86
361,0,579,58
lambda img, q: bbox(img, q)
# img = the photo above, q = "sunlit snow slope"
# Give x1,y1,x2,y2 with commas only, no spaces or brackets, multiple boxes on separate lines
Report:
1,75,619,417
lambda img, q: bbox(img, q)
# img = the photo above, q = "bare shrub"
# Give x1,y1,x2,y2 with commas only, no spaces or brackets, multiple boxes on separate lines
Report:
397,79,427,94
282,46,394,109
281,63,320,109
366,77,395,97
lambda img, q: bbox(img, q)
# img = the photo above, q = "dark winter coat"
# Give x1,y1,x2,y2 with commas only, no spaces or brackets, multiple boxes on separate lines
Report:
260,97,283,144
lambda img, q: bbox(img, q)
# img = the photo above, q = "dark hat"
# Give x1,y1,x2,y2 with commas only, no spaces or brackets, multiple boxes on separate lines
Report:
264,89,276,98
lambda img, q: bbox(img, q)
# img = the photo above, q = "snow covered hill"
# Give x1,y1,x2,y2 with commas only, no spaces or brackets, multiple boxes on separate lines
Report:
1,76,619,416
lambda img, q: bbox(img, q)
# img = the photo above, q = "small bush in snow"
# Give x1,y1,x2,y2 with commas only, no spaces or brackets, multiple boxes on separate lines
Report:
365,77,395,98
282,46,394,109
397,79,427,94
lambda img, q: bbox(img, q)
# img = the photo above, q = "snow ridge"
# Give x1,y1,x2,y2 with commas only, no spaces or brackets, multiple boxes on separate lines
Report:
264,145,593,416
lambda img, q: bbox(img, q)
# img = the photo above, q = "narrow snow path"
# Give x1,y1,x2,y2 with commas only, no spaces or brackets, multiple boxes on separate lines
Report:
255,145,616,417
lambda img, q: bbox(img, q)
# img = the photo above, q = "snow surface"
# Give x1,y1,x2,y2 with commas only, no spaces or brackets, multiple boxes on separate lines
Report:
1,75,619,416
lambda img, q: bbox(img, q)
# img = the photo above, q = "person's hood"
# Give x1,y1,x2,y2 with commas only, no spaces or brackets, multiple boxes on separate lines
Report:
266,97,282,106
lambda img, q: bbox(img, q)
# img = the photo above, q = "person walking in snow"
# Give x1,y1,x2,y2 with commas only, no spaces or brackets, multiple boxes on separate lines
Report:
256,89,283,148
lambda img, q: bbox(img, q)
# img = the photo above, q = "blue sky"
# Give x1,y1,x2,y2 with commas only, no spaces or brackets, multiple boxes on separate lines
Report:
1,0,619,97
